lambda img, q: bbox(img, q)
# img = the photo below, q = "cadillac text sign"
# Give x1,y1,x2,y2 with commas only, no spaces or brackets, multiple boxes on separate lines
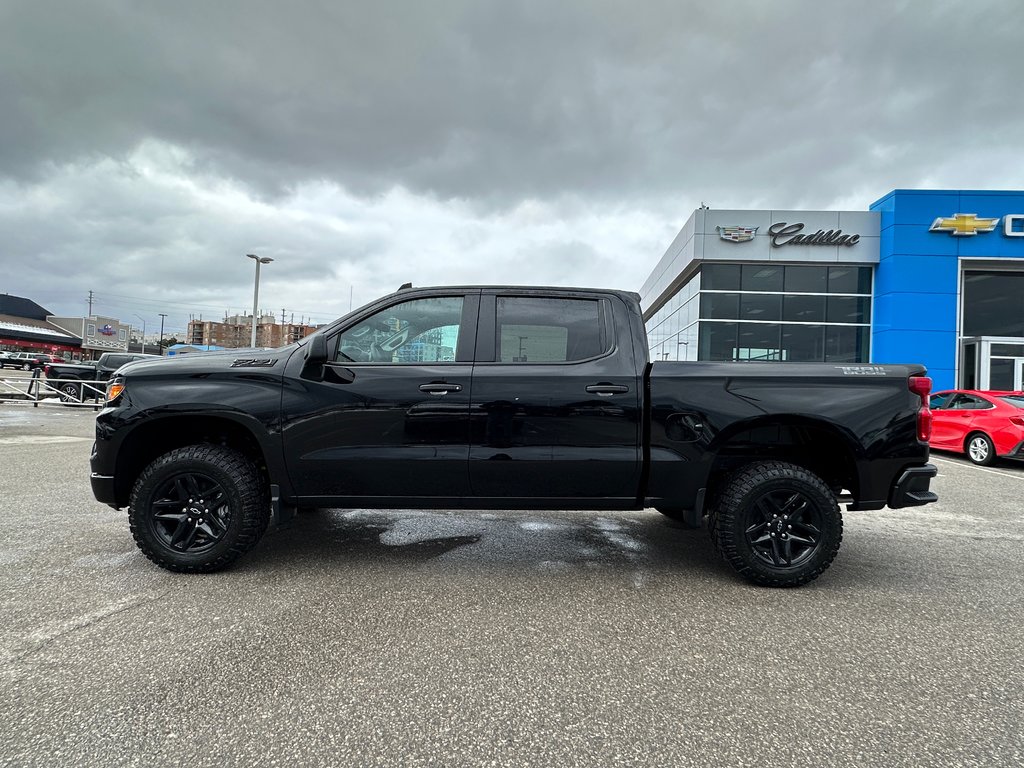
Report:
768,222,861,248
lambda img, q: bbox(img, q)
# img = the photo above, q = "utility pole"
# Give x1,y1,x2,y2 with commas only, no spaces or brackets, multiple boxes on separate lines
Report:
87,290,94,317
158,313,167,352
281,308,286,325
246,254,273,348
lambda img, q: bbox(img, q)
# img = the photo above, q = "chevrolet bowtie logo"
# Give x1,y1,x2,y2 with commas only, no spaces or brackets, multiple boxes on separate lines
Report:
929,213,1000,236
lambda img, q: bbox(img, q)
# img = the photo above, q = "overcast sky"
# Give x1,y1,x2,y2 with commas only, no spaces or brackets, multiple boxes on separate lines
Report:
1,0,1021,337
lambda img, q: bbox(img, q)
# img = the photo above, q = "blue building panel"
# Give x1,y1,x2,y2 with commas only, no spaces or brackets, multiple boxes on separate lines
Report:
871,292,958,333
872,253,958,296
872,190,963,227
872,329,956,389
885,224,960,257
870,189,1024,388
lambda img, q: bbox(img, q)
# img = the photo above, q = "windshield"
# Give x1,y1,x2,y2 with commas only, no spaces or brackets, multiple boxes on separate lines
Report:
998,395,1024,408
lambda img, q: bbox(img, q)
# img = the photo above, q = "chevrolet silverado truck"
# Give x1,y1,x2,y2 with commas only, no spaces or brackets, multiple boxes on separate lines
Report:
90,285,937,586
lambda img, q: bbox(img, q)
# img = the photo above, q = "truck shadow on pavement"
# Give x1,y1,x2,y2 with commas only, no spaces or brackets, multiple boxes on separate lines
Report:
247,507,728,580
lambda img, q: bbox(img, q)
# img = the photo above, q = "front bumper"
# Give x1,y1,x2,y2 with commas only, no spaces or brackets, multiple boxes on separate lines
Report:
888,463,938,509
90,472,118,508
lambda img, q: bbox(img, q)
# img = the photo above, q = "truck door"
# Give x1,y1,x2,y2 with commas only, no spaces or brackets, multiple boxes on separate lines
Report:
281,292,478,500
468,291,642,503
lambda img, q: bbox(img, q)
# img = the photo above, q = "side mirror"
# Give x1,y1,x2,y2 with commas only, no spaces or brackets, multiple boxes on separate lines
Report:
305,333,327,365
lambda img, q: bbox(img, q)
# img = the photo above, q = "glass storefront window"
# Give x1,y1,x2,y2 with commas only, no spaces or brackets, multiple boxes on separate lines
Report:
784,265,828,294
653,262,872,365
991,343,1024,357
963,272,1024,337
739,293,782,321
990,358,1015,391
737,323,782,360
826,296,870,324
825,326,868,362
781,325,825,362
828,266,872,294
783,295,826,323
701,264,740,291
962,343,977,389
700,292,740,319
742,264,784,292
698,322,738,361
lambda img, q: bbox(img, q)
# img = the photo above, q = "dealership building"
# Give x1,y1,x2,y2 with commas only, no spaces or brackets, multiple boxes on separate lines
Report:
640,189,1024,392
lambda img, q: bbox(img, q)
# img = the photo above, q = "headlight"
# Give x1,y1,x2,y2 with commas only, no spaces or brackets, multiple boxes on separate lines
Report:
106,377,126,404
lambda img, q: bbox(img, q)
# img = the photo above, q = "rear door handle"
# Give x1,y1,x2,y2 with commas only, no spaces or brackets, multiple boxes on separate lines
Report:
585,383,629,396
419,382,462,395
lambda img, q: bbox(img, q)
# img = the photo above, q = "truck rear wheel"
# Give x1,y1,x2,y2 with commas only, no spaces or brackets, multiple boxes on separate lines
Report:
708,461,842,587
128,445,270,573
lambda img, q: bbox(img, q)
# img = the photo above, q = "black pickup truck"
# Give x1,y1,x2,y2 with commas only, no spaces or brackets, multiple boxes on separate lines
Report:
45,352,159,401
90,285,937,586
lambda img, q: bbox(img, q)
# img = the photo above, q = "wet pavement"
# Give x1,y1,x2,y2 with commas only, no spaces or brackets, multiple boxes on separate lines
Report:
1,404,1022,767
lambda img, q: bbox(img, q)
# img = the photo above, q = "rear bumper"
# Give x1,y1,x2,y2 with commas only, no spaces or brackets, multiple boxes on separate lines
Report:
887,463,938,509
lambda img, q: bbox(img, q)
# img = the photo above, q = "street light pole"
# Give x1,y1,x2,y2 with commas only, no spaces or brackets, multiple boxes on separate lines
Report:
246,253,274,348
158,313,167,354
133,314,147,354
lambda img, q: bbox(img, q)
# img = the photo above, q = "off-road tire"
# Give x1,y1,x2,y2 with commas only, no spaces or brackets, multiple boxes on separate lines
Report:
128,445,270,573
708,461,842,587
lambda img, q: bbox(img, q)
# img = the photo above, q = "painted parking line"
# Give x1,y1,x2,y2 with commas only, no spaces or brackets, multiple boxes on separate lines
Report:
931,455,1024,481
0,436,91,446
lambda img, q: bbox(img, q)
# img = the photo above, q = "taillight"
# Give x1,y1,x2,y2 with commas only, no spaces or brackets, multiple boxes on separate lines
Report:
1010,416,1024,427
909,375,932,442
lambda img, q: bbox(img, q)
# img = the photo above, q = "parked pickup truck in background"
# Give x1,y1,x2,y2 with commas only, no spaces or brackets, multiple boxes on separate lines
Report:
46,352,159,401
90,285,937,586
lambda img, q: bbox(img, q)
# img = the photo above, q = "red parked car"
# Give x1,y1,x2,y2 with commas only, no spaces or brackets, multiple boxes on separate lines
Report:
929,390,1024,465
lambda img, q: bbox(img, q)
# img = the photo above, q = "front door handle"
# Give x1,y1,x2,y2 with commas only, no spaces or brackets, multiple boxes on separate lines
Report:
419,382,462,396
585,383,629,396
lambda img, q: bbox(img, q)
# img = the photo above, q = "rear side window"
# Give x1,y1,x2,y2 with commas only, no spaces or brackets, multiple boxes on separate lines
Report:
950,394,993,410
496,297,607,363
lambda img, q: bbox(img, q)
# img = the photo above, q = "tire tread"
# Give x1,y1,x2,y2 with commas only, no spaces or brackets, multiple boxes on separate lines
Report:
128,444,269,573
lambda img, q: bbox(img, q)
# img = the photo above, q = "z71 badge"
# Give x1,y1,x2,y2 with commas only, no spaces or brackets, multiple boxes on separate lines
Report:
230,358,278,368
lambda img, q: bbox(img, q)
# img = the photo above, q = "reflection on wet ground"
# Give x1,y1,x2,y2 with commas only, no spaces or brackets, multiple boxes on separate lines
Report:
254,507,723,579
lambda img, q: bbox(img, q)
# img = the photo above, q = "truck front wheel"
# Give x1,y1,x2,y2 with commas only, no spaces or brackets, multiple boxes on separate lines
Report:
57,381,81,404
708,461,842,587
128,445,270,573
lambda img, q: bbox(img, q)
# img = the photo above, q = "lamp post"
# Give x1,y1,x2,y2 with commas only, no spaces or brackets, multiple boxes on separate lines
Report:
133,314,147,354
246,254,273,348
158,313,167,354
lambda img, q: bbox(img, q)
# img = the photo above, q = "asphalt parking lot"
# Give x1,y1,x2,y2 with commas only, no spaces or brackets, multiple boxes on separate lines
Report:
1,404,1022,767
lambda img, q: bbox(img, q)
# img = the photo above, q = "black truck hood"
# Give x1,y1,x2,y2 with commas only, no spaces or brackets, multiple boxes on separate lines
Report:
116,346,299,377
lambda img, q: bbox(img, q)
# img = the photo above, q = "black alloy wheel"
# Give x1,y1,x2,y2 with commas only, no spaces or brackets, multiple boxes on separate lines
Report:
129,444,270,572
148,472,231,554
742,489,824,569
709,461,842,587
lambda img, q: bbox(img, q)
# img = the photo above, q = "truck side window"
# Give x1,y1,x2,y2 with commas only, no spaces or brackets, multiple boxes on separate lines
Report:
496,297,606,363
336,296,463,364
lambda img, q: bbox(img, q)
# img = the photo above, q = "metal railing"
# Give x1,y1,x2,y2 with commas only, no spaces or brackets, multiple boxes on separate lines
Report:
0,370,106,408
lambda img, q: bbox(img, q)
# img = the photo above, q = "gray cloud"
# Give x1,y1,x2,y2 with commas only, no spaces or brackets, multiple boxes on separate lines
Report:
1,0,1022,332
